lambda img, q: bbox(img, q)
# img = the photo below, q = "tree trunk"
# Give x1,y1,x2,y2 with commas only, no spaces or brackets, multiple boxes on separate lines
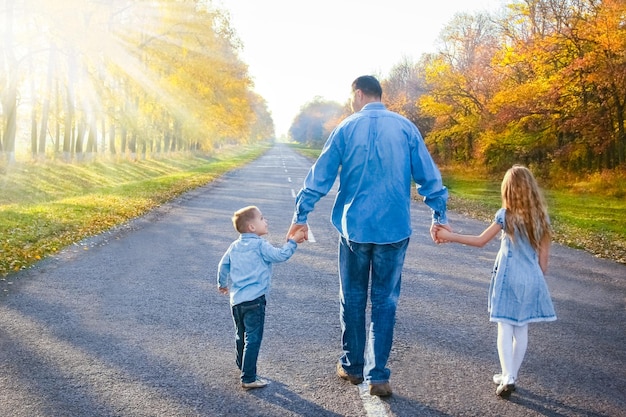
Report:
37,47,55,161
75,120,85,162
54,76,61,155
30,105,37,160
120,127,127,155
612,85,625,165
129,131,137,160
109,122,116,155
85,118,97,161
100,118,106,155
1,0,17,163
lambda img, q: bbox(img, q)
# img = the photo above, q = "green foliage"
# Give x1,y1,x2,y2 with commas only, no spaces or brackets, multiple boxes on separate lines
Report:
441,168,626,264
287,143,322,160
289,144,626,264
480,121,553,172
0,145,268,276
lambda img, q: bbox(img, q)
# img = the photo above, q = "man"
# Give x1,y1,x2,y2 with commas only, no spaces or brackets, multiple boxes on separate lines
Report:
287,75,450,397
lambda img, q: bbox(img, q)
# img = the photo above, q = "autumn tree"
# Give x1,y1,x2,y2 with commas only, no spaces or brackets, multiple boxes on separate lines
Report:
289,97,345,145
409,0,625,176
420,12,501,164
487,0,625,173
381,57,432,134
0,0,19,163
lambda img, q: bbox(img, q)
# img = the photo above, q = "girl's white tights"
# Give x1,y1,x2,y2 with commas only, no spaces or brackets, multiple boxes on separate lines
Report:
497,322,528,384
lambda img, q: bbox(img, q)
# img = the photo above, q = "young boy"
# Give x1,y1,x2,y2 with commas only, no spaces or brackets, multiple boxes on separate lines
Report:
217,205,305,389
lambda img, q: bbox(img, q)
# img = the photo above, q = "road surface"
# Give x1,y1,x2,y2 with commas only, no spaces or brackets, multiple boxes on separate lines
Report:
1,143,624,416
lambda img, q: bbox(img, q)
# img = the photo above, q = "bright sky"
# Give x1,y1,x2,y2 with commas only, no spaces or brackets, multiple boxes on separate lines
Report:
215,0,504,137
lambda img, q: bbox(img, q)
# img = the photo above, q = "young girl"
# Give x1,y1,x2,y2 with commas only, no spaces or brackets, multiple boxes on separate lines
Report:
436,165,556,398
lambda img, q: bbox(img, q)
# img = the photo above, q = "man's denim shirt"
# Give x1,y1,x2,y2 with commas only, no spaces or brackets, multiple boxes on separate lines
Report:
218,233,297,306
294,102,448,244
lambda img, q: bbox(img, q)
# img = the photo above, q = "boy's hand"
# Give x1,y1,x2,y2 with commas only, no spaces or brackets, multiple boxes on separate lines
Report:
218,286,228,295
287,223,308,242
289,228,306,244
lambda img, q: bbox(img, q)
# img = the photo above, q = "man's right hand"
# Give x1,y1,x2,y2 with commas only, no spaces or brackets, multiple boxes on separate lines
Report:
431,223,452,244
287,223,309,242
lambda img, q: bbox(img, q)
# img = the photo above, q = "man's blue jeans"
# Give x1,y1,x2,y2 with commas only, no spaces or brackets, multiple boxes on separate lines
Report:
231,295,266,384
338,236,408,384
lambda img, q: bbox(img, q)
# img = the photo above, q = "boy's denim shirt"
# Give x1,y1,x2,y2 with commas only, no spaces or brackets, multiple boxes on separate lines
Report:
218,233,297,306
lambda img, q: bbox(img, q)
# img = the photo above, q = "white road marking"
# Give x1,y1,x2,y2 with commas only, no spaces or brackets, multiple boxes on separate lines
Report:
306,222,316,243
283,153,386,416
358,382,390,416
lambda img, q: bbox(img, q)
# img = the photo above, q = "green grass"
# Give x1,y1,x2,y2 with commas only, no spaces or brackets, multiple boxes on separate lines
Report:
443,172,626,264
287,143,323,160
2,141,624,277
0,144,268,276
288,143,626,264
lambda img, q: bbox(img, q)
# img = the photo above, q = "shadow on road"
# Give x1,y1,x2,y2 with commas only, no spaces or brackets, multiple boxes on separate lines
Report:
248,380,345,417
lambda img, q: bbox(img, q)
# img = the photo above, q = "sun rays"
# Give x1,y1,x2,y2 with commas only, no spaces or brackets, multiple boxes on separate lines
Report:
1,0,269,162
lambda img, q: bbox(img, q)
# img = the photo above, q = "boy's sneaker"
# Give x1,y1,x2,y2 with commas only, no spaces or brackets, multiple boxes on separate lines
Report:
242,377,270,389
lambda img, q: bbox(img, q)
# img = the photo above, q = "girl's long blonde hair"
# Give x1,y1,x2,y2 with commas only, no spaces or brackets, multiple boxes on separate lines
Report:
501,165,551,251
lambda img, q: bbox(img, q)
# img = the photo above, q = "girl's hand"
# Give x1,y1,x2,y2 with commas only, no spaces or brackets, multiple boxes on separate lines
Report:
436,227,453,243
218,286,229,295
431,223,452,244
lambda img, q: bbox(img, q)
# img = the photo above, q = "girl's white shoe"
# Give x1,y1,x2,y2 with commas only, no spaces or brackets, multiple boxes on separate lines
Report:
492,373,516,385
493,374,516,397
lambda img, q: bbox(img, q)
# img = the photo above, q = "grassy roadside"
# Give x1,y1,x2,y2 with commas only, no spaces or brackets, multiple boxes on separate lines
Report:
442,172,626,264
1,142,623,278
0,144,268,276
290,143,626,265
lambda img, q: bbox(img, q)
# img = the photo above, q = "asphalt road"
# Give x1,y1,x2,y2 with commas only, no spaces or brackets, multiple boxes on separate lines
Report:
1,143,624,417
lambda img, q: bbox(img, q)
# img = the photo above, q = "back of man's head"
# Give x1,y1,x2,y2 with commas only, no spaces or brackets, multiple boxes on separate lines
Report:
352,75,382,99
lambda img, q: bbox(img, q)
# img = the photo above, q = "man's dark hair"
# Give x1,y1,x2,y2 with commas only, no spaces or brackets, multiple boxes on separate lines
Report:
352,75,382,99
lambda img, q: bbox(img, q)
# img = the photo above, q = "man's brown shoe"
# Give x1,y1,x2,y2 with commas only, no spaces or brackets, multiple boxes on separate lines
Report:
369,382,392,397
336,362,364,385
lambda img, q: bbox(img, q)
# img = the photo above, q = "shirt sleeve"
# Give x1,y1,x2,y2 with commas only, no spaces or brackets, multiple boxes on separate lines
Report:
495,208,506,228
259,239,298,263
409,126,449,224
217,246,232,288
293,133,342,224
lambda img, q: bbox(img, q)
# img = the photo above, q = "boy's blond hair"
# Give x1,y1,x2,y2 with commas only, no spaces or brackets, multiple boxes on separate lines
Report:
232,206,260,234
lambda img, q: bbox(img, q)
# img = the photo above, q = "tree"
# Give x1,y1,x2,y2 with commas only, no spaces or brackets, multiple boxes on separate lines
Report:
289,97,345,145
414,0,626,175
0,0,272,163
487,0,625,172
382,56,431,132
420,12,500,163
1,0,19,163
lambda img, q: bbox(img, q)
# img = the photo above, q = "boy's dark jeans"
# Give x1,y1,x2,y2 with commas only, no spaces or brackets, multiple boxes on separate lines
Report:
231,295,266,383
